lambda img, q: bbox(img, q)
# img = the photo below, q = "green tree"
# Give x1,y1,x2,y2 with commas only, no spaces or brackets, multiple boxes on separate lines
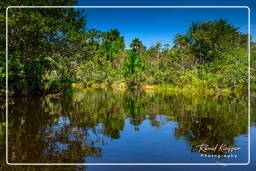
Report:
174,19,246,64
124,39,145,87
129,38,146,55
4,1,86,95
101,29,125,62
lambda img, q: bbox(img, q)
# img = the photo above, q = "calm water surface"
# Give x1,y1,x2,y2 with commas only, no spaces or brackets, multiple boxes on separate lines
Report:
7,89,250,164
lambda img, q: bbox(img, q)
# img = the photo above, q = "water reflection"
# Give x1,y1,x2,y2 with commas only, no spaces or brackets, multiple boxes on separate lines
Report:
7,89,248,163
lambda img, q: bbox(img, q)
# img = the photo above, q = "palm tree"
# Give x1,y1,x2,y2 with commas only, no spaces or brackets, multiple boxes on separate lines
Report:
102,29,125,62
130,38,146,54
124,38,146,87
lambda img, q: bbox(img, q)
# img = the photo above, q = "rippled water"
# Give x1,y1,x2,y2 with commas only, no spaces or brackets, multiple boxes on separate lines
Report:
6,89,251,164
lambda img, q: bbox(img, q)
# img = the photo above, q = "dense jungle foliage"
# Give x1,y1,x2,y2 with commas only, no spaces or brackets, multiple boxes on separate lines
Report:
0,1,256,168
0,0,255,97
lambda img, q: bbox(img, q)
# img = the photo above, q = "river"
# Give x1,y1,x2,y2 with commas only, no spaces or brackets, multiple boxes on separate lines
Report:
1,88,255,170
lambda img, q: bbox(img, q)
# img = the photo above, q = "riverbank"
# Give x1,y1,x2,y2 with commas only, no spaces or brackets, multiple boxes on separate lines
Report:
71,82,247,97
0,81,248,98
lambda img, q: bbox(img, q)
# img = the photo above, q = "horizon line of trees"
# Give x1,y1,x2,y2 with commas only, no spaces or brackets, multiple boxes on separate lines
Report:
0,0,256,96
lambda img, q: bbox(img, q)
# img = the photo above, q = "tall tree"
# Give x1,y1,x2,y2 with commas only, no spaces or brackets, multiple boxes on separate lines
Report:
101,29,125,62
130,38,146,55
124,38,145,87
3,1,86,95
174,19,246,64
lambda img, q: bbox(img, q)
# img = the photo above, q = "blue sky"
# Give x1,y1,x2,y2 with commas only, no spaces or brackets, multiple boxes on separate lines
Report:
76,0,255,48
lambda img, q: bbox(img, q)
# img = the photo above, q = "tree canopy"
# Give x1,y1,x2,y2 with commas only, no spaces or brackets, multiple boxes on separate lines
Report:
0,3,254,97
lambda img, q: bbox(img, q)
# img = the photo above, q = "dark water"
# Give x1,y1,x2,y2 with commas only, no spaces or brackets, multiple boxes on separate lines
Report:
6,88,251,165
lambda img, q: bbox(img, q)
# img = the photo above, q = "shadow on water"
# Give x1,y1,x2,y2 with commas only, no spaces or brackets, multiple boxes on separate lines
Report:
1,88,255,169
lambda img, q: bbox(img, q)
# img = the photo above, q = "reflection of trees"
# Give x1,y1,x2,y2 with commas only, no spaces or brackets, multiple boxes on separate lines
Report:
6,89,250,163
173,97,248,155
123,89,147,126
252,91,256,126
8,97,102,163
0,99,6,166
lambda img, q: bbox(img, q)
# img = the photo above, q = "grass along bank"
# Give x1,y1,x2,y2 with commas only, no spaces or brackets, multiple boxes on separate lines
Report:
71,81,245,98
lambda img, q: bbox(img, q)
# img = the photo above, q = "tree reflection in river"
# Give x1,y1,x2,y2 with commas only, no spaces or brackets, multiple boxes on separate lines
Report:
7,89,248,163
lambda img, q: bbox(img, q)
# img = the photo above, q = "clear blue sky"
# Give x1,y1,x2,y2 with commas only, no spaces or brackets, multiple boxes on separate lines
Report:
76,0,255,48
